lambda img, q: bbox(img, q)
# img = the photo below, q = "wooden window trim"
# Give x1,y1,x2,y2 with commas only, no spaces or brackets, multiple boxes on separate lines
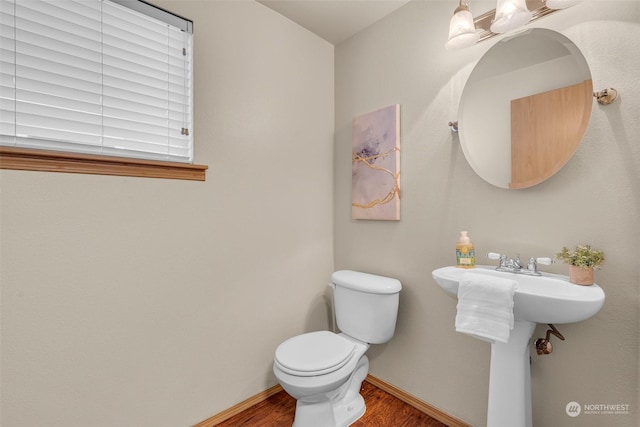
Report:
0,147,207,181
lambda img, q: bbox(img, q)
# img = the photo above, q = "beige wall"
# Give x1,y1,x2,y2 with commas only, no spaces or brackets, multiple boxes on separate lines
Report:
334,1,639,426
1,1,638,427
0,1,334,426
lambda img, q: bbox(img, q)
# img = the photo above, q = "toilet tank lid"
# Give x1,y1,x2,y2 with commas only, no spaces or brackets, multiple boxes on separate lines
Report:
331,270,401,294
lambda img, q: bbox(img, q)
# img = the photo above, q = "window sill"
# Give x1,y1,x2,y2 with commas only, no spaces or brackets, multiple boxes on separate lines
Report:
0,147,207,181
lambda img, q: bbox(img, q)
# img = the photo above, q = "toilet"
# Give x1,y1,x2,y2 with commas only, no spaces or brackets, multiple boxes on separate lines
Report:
273,270,402,427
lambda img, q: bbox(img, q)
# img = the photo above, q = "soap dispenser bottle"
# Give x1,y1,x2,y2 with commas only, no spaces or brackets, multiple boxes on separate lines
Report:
456,231,475,269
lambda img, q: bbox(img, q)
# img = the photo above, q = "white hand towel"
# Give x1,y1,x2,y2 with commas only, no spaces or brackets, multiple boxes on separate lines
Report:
455,272,517,344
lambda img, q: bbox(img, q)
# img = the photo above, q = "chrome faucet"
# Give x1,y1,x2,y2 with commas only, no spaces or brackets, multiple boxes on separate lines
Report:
508,254,523,270
487,253,553,276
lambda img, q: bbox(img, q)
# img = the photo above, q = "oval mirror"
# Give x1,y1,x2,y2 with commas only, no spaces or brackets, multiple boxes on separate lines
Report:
458,28,593,189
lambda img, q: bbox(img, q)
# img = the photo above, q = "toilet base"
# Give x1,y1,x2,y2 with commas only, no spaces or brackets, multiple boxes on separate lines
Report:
292,356,369,427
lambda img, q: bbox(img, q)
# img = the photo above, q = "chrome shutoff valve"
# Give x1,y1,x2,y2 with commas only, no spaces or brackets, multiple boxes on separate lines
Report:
535,324,565,355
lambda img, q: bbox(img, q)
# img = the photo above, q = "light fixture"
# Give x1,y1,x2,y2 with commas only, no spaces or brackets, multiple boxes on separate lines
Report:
445,0,576,49
545,0,581,9
445,0,480,50
490,0,532,34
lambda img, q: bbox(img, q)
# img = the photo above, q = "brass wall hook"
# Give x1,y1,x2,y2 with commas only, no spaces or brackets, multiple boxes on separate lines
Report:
448,121,459,132
535,324,565,355
594,87,619,105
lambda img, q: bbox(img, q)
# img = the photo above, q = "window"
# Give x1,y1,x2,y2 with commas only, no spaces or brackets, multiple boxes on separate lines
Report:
0,0,206,180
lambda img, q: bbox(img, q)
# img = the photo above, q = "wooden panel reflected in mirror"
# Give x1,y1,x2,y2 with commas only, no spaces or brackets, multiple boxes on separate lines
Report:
510,80,592,189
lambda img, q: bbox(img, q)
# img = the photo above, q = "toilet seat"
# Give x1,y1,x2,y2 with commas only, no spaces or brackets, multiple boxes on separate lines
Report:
275,331,356,377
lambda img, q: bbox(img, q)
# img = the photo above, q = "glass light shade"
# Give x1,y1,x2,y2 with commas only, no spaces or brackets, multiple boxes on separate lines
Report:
445,9,479,50
490,0,532,34
545,0,581,9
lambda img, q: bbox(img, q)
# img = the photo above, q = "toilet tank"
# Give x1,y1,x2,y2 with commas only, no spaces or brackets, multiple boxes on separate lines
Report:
331,270,402,344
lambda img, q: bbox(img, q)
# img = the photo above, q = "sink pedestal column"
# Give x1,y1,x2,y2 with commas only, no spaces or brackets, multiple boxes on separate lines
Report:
487,320,536,427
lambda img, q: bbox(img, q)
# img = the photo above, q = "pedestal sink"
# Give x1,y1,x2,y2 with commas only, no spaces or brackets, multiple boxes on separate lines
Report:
432,265,605,427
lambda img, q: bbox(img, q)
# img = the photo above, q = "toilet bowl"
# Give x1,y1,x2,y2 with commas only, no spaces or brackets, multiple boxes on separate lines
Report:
274,332,370,427
273,271,402,427
273,331,369,427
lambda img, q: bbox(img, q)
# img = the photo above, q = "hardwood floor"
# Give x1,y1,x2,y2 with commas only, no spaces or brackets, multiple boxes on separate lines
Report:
214,380,448,427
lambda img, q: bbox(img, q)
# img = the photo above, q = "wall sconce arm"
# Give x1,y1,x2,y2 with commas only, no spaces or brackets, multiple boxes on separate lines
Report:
594,87,619,105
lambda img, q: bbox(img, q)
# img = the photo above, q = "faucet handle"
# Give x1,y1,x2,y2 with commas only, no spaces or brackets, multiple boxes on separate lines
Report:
488,252,509,269
526,257,555,275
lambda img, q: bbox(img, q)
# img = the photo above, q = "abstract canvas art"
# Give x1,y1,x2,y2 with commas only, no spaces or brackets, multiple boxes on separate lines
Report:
351,104,401,220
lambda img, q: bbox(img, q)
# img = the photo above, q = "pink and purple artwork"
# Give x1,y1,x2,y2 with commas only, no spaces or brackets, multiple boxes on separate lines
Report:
351,104,401,220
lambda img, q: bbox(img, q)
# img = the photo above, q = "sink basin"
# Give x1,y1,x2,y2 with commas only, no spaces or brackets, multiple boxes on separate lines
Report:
433,265,605,427
432,265,605,324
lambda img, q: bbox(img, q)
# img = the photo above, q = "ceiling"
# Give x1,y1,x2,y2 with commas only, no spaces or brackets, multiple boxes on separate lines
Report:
257,0,411,45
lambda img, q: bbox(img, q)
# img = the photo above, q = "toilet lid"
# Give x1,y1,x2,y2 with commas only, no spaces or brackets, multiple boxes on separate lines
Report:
275,331,356,376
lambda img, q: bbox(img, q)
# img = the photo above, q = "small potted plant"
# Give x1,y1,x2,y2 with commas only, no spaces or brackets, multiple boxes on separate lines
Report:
556,244,605,285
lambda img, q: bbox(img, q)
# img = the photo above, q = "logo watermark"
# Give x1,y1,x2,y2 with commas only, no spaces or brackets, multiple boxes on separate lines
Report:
565,401,581,417
566,401,630,417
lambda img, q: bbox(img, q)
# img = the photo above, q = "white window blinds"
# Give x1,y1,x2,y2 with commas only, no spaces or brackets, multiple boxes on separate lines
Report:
0,0,194,163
